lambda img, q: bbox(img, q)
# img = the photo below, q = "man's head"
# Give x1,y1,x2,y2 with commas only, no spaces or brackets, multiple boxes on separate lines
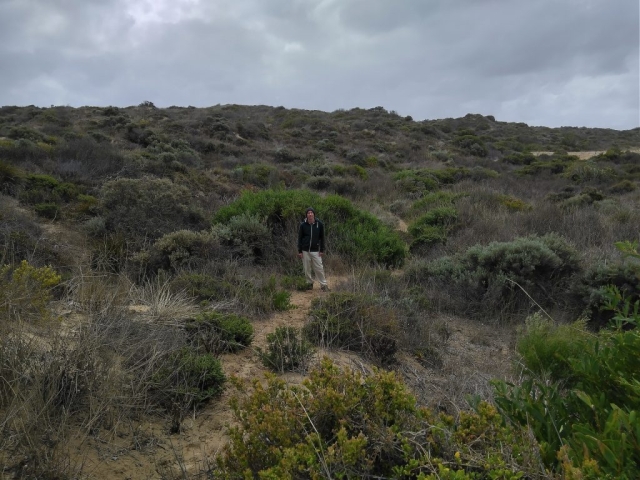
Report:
305,207,315,223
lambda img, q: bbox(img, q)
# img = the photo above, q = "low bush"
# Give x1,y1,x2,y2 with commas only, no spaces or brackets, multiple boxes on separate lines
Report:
596,148,640,164
501,152,536,165
280,274,314,291
213,189,406,267
514,313,592,381
496,194,532,211
170,271,234,302
564,161,616,183
495,243,640,476
0,200,62,268
231,163,279,188
572,260,640,329
185,311,253,354
259,326,314,373
407,233,581,319
409,190,465,214
53,136,125,179
408,206,458,250
452,134,488,157
272,289,292,311
146,229,222,273
0,160,23,195
303,292,398,365
0,260,61,323
394,168,477,193
151,347,225,431
494,294,640,477
33,202,60,219
17,173,76,207
608,179,636,194
211,213,271,262
216,358,539,478
100,177,206,245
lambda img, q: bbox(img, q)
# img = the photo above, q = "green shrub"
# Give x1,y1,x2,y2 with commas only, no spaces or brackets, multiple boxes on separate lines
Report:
564,161,616,183
259,326,314,372
0,160,23,194
496,194,532,211
453,134,488,157
303,292,398,365
272,289,292,311
408,206,457,250
494,307,640,477
216,358,535,478
495,243,640,476
410,225,448,249
100,177,206,245
211,213,271,262
596,148,640,164
213,190,406,267
231,163,279,187
170,272,233,301
409,206,457,233
33,202,60,219
515,313,592,381
572,261,640,329
409,190,466,213
502,152,536,165
306,175,332,190
8,126,47,143
608,180,636,194
147,229,221,273
185,311,253,354
467,233,579,282
517,155,578,176
280,274,314,291
407,234,581,318
0,260,61,323
151,347,225,433
231,274,296,316
394,168,476,193
18,174,62,206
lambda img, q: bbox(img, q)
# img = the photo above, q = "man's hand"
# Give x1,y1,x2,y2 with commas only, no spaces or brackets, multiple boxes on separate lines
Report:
298,253,303,258
319,252,324,257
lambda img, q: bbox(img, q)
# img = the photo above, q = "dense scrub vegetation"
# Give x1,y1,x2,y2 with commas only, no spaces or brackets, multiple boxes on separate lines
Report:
0,103,639,478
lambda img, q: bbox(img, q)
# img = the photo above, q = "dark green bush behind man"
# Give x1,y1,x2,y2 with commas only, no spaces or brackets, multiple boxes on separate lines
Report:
297,207,329,291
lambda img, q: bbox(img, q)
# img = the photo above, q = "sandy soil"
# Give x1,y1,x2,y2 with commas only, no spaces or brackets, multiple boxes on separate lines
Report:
531,148,640,160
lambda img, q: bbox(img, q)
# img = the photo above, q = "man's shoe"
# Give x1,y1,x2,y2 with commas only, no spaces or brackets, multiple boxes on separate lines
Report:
321,284,330,292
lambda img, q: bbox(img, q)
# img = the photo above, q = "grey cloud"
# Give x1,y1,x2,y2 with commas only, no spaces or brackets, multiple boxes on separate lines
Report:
0,0,637,128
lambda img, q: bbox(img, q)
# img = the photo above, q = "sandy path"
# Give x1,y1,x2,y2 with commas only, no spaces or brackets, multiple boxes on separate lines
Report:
532,148,640,160
75,276,347,479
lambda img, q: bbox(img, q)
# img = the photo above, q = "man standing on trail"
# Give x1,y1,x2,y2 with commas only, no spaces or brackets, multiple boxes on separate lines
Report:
297,207,330,291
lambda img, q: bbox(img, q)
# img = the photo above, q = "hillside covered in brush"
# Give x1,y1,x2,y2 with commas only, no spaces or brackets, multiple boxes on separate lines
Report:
1,103,639,479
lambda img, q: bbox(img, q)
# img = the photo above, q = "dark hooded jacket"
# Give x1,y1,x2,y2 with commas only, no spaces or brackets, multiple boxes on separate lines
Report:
297,218,325,253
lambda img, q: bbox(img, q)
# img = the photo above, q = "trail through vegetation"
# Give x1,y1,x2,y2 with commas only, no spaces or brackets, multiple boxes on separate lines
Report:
1,104,639,478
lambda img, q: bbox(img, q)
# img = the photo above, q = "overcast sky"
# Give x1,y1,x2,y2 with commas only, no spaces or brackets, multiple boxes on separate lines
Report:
1,0,638,129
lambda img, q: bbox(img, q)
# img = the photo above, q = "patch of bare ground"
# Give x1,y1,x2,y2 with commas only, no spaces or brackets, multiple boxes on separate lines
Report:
396,218,409,233
532,148,640,160
40,221,91,270
398,314,517,410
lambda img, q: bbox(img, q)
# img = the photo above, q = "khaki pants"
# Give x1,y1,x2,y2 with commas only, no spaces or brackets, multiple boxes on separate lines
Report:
302,251,327,286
